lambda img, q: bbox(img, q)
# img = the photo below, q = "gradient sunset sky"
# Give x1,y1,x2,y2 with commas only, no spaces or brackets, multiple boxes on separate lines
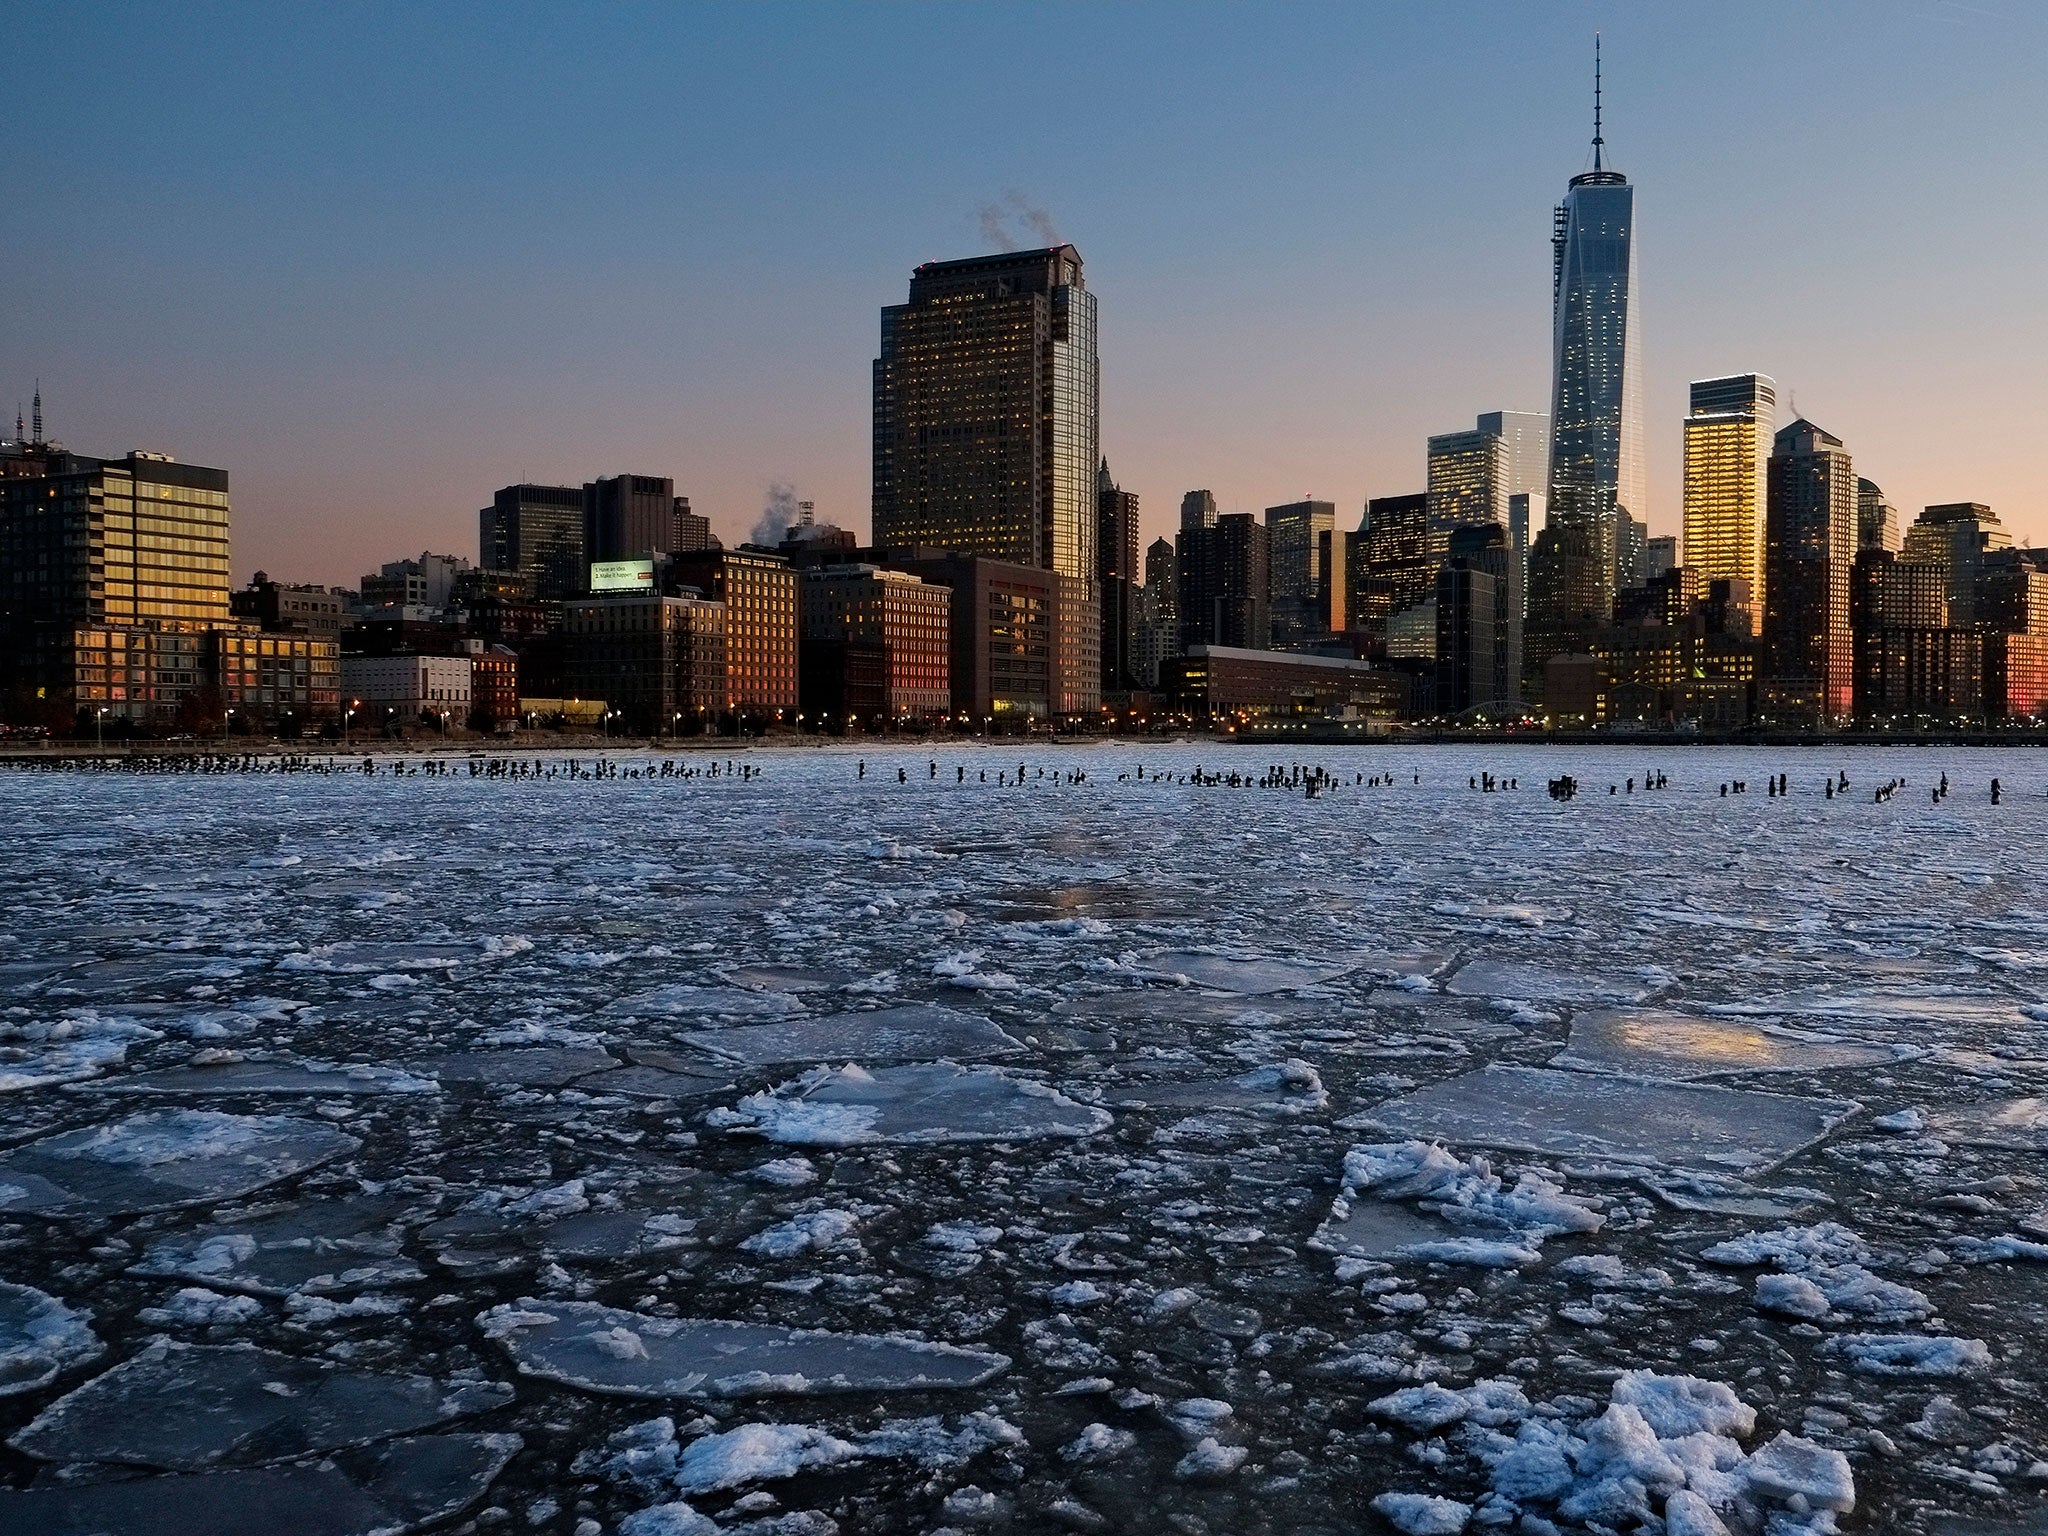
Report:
7,0,2044,582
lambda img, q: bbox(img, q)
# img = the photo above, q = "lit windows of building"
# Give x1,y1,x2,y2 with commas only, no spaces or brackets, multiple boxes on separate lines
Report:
1681,374,1775,631
872,246,1099,714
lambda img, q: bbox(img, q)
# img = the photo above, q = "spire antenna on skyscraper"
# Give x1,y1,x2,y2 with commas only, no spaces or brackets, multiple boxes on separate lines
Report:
1592,35,1604,172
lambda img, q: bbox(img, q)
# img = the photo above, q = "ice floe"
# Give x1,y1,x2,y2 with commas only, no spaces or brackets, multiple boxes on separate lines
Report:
1552,1008,1910,1080
0,1280,101,1395
481,1299,1010,1395
1354,1064,1861,1175
10,1340,510,1468
0,1109,360,1217
1313,1140,1604,1268
683,1003,1025,1065
709,1062,1111,1145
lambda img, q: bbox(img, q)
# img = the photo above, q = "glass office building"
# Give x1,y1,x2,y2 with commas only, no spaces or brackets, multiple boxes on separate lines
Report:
873,246,1099,713
1545,84,1644,620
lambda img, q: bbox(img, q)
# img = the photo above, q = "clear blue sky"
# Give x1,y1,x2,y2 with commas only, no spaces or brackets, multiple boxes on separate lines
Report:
6,0,2043,581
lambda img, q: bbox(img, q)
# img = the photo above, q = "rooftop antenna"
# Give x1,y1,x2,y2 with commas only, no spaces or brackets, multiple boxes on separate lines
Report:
31,382,43,446
13,404,21,442
1592,35,1605,172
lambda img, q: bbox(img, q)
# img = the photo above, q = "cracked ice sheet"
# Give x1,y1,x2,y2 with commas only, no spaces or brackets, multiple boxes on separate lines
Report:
1552,1008,1912,1080
712,1062,1111,1145
684,1003,1026,1065
0,1110,360,1218
481,1299,1008,1396
1354,1064,1860,1176
10,1341,511,1469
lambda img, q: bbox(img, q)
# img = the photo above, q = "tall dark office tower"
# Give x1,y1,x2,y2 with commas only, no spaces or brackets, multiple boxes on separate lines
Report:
1436,522,1522,715
1176,513,1269,652
1180,490,1218,532
1762,419,1856,723
1144,535,1177,644
1545,40,1644,619
1349,493,1432,638
584,474,685,567
1097,460,1141,691
1266,499,1342,645
481,483,586,599
871,245,1099,712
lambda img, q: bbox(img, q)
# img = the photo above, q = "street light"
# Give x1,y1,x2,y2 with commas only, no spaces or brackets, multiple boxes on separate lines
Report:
346,700,359,746
96,706,106,751
223,706,235,746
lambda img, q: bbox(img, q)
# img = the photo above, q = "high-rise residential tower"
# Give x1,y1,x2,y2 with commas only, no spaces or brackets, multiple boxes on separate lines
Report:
872,245,1100,712
1681,374,1775,632
1762,418,1856,722
1544,41,1645,619
1176,513,1269,653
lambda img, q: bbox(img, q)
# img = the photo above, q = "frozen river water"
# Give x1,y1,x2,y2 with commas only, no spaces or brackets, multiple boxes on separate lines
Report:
3,742,2047,1535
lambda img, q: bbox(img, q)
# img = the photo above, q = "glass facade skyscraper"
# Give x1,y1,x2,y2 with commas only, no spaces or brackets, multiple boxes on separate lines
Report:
1545,54,1643,621
872,245,1099,712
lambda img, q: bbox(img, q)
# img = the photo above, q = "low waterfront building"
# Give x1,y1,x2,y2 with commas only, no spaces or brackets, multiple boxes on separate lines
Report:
1161,644,1403,723
559,593,726,732
340,653,473,727
798,564,950,724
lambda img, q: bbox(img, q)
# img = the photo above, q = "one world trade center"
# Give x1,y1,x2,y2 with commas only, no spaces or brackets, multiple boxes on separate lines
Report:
1545,40,1644,620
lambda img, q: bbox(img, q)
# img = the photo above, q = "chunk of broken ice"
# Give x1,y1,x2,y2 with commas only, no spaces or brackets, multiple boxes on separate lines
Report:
1132,951,1351,994
1553,1009,1907,1080
1356,1065,1859,1176
1825,1333,1991,1377
0,1432,520,1536
10,1340,511,1469
685,1004,1024,1066
480,1299,1008,1396
132,1195,422,1296
414,1047,619,1087
1107,1060,1327,1115
1923,1097,2048,1151
609,984,801,1020
0,1280,101,1396
0,1110,360,1218
712,1062,1110,1146
89,1058,437,1095
1312,1140,1603,1268
1445,959,1650,1004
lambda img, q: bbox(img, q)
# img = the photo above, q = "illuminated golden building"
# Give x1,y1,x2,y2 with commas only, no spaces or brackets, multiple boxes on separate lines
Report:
1,435,249,724
1681,374,1774,633
668,548,800,716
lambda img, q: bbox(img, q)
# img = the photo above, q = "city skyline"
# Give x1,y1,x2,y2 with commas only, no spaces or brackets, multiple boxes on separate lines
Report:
6,2,2045,584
